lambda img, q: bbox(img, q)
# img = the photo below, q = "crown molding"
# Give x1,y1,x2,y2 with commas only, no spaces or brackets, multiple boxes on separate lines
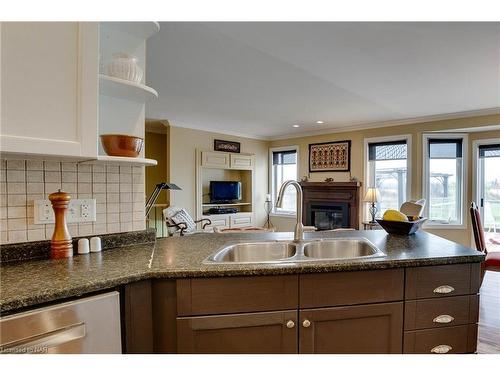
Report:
269,107,500,141
163,120,271,141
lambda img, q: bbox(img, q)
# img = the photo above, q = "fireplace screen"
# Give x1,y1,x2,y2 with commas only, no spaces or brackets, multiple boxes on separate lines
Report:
308,203,349,231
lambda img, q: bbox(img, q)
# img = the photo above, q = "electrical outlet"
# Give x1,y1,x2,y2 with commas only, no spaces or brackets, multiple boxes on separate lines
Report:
34,199,97,224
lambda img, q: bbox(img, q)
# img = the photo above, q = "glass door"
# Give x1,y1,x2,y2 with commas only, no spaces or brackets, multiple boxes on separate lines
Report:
477,143,500,252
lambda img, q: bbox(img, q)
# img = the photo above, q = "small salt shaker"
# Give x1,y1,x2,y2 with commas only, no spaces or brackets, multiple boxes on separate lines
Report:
90,236,102,252
78,238,90,254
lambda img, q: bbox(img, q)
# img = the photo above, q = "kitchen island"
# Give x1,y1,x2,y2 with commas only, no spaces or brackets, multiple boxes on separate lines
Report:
0,230,485,354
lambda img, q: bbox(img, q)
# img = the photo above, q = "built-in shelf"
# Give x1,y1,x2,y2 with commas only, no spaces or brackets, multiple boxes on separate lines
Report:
202,202,252,207
100,22,160,40
99,74,158,102
80,155,158,166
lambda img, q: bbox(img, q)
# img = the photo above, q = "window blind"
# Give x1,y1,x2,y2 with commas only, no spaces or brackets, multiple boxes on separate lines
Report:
272,150,297,165
428,139,463,159
368,140,407,161
478,144,500,158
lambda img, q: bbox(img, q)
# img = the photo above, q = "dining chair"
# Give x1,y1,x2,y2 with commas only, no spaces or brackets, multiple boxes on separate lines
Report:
469,202,500,282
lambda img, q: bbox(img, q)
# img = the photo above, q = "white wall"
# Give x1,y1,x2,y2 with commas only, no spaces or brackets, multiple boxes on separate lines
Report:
169,126,270,226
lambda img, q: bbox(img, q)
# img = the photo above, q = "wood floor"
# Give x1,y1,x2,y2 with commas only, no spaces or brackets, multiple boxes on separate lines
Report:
477,270,500,354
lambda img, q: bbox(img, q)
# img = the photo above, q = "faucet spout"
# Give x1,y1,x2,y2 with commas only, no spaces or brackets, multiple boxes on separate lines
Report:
276,180,304,242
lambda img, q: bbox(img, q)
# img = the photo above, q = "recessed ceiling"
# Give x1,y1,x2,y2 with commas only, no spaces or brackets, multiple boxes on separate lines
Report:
146,22,500,139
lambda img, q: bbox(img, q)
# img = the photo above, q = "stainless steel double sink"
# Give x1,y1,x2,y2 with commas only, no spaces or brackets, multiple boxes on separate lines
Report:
203,238,385,264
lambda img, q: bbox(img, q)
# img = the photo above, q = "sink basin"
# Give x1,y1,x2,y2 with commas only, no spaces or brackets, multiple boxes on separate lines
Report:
206,241,297,263
303,239,384,260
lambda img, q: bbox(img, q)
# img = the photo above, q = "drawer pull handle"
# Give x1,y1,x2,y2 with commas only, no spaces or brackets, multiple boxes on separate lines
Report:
302,319,311,328
433,314,455,324
431,344,452,354
286,320,295,329
433,285,455,294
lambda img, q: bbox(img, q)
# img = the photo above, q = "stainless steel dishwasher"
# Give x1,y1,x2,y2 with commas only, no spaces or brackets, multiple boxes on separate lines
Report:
0,291,121,354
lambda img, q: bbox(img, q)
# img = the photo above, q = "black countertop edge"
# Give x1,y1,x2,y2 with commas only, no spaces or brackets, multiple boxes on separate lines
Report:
0,228,157,264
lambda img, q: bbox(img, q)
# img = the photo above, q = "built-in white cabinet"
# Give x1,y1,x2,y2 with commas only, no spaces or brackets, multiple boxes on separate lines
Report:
201,213,254,230
201,151,231,168
230,213,254,228
201,151,254,170
230,154,253,170
0,22,159,166
196,149,256,229
201,214,230,230
0,22,99,158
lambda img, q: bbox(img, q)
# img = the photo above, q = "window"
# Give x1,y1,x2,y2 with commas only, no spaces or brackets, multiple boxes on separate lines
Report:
270,147,298,215
423,135,467,227
365,137,410,218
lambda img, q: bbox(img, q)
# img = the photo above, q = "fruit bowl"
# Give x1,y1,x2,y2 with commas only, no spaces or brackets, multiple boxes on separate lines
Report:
100,134,143,157
376,217,427,235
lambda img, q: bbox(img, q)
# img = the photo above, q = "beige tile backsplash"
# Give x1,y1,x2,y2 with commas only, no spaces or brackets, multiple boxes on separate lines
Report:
0,159,146,244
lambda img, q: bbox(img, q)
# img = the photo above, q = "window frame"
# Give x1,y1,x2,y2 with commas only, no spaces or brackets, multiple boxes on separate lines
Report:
269,145,299,217
422,133,468,229
363,134,412,221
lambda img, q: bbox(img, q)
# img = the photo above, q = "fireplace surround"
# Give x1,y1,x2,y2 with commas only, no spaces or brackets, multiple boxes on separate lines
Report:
300,182,361,230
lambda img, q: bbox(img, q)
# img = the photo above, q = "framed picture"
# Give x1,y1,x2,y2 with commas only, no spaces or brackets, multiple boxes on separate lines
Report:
214,139,241,153
309,140,351,172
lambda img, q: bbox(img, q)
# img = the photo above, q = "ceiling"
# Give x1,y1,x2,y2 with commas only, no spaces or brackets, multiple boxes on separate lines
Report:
146,22,500,139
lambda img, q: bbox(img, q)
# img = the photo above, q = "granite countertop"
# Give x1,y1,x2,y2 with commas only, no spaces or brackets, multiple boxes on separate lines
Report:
0,230,484,314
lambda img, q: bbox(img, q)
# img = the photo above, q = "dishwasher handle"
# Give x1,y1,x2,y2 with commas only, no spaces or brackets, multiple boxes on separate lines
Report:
0,322,86,354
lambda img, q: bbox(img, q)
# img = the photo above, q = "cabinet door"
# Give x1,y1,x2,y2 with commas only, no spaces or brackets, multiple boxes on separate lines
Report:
201,214,229,230
299,302,403,354
177,310,298,354
201,151,230,168
229,213,253,228
230,154,253,170
0,22,99,158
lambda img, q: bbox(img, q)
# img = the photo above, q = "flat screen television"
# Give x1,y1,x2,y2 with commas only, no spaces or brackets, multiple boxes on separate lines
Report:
210,181,241,203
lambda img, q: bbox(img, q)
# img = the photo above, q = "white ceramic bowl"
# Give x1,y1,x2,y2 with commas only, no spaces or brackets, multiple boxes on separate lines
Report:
106,53,143,83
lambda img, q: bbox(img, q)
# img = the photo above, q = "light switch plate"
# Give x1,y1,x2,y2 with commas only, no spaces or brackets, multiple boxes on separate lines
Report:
34,199,97,224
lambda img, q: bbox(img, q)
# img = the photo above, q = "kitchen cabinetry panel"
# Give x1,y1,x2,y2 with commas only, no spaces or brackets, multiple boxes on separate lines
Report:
201,151,230,168
403,324,477,354
404,295,478,331
230,154,253,170
405,263,479,299
229,213,253,228
177,310,297,354
177,275,298,316
299,302,403,354
0,22,98,158
300,269,404,308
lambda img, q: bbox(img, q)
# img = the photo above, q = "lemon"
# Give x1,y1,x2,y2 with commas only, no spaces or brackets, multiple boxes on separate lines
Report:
382,209,409,222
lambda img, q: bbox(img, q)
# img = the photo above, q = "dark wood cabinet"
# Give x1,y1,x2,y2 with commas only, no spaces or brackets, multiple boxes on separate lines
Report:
299,302,403,354
144,263,481,354
177,310,298,354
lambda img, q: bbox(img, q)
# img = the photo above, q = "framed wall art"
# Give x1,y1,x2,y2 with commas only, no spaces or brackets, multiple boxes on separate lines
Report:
309,140,351,172
214,139,241,153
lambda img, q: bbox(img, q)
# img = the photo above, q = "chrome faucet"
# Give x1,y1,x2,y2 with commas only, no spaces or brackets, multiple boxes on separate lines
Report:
276,180,304,242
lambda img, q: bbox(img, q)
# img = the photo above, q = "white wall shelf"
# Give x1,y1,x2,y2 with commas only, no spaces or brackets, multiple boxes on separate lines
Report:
100,22,160,41
80,155,158,166
99,74,158,102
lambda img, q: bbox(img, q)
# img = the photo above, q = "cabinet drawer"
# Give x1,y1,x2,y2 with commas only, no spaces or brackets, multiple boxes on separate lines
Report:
404,295,479,330
230,154,253,170
177,275,298,316
230,214,253,228
405,263,481,300
201,151,230,168
177,310,297,354
300,269,404,308
403,324,478,354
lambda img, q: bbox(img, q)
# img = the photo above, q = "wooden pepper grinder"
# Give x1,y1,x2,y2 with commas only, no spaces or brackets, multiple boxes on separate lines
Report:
49,190,73,259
